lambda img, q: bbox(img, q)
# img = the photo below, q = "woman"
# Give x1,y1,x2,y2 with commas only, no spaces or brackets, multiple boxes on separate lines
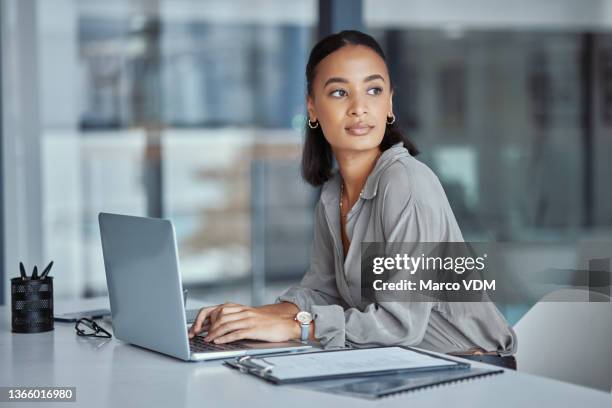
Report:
188,30,517,364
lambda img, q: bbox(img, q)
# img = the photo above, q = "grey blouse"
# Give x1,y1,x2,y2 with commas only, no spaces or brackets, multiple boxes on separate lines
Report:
277,143,517,355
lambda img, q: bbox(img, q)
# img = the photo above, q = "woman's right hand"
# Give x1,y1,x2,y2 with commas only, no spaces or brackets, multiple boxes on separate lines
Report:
187,301,300,339
188,302,243,339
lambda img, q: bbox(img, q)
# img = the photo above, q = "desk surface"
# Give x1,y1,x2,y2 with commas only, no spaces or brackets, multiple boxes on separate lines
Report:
1,298,611,408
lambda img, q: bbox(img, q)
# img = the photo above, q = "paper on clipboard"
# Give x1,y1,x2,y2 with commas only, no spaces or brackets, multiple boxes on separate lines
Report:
231,346,465,383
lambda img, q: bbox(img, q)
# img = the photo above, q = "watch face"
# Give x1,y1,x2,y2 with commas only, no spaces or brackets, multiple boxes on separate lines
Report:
296,311,312,324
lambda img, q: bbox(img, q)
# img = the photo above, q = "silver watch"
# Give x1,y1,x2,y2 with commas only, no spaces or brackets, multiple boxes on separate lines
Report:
295,311,313,343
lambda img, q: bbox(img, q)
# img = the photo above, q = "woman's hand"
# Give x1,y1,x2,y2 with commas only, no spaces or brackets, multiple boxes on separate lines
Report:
188,302,301,344
188,302,243,338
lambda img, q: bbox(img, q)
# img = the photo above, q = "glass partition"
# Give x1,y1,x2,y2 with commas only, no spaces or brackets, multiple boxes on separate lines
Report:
6,0,318,299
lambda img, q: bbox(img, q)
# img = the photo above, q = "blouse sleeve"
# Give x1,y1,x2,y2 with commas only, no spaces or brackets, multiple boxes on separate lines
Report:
310,162,463,348
276,201,347,312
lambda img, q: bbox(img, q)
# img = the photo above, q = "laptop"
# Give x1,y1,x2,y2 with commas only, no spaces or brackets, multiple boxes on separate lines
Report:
98,212,312,361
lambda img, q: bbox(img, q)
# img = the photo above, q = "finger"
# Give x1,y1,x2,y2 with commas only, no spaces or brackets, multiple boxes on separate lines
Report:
209,304,245,325
191,303,245,337
205,318,251,342
189,322,211,338
208,309,253,332
206,317,251,341
188,306,218,337
195,305,230,337
189,306,218,334
214,328,254,344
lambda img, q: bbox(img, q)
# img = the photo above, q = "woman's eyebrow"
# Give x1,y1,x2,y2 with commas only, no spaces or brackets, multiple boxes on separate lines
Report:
323,77,348,87
323,74,385,88
364,74,385,83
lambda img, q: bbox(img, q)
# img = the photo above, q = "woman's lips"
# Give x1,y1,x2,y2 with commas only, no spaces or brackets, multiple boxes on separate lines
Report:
345,124,374,136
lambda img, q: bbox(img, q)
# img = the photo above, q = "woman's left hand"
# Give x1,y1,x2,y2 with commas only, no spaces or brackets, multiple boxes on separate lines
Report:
203,303,300,344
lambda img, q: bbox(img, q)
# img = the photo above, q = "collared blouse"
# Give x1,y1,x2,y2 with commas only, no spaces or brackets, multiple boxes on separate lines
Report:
277,143,517,354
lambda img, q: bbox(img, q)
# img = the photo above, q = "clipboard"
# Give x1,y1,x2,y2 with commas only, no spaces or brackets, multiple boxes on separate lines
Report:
224,346,503,399
224,346,474,384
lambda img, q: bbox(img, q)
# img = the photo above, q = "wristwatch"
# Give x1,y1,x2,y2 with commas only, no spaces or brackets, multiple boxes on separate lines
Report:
295,311,313,343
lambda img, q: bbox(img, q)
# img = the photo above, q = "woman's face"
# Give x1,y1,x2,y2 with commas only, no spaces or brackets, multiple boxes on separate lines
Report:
307,44,393,154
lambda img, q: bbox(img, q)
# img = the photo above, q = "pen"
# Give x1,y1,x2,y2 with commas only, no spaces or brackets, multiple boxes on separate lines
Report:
31,266,38,280
19,262,28,280
39,261,54,280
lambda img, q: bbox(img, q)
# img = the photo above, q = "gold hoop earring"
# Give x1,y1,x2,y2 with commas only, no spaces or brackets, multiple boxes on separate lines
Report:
386,114,396,125
308,119,319,129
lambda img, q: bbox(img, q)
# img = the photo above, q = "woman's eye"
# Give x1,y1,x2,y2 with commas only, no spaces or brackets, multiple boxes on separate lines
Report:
368,87,383,95
330,89,347,97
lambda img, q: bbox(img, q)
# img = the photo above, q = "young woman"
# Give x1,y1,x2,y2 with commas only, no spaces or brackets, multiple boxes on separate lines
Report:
188,30,517,363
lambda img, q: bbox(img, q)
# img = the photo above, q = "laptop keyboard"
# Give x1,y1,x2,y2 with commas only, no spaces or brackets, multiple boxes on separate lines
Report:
189,336,248,352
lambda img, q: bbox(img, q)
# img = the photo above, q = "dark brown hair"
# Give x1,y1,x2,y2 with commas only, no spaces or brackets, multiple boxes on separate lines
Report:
302,30,419,187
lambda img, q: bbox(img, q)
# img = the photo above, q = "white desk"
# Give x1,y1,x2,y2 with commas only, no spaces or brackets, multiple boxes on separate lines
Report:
1,298,611,408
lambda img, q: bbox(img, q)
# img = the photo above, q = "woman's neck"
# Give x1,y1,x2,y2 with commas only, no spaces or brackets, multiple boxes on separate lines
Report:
334,147,382,205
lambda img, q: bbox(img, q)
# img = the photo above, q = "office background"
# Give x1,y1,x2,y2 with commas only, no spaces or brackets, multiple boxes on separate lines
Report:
2,0,612,324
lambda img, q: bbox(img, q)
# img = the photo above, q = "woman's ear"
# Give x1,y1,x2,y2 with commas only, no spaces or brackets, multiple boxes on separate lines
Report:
388,90,394,116
306,95,316,122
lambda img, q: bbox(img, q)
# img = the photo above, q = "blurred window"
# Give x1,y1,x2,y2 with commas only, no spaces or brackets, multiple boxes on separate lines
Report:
9,0,318,297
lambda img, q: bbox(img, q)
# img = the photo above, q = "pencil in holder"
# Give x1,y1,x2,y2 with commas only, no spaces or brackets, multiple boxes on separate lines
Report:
11,277,54,333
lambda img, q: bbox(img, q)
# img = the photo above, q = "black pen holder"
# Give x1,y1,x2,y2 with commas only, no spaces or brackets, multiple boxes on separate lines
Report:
11,277,54,333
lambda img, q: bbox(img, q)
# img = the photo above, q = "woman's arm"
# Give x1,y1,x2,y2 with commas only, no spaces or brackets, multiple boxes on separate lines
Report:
276,201,345,311
189,201,335,343
310,162,459,348
256,301,299,315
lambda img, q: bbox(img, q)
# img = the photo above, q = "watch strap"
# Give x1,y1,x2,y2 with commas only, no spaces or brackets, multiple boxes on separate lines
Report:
300,323,309,342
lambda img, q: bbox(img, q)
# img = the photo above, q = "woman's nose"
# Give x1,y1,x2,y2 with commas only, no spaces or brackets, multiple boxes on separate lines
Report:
348,95,368,117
